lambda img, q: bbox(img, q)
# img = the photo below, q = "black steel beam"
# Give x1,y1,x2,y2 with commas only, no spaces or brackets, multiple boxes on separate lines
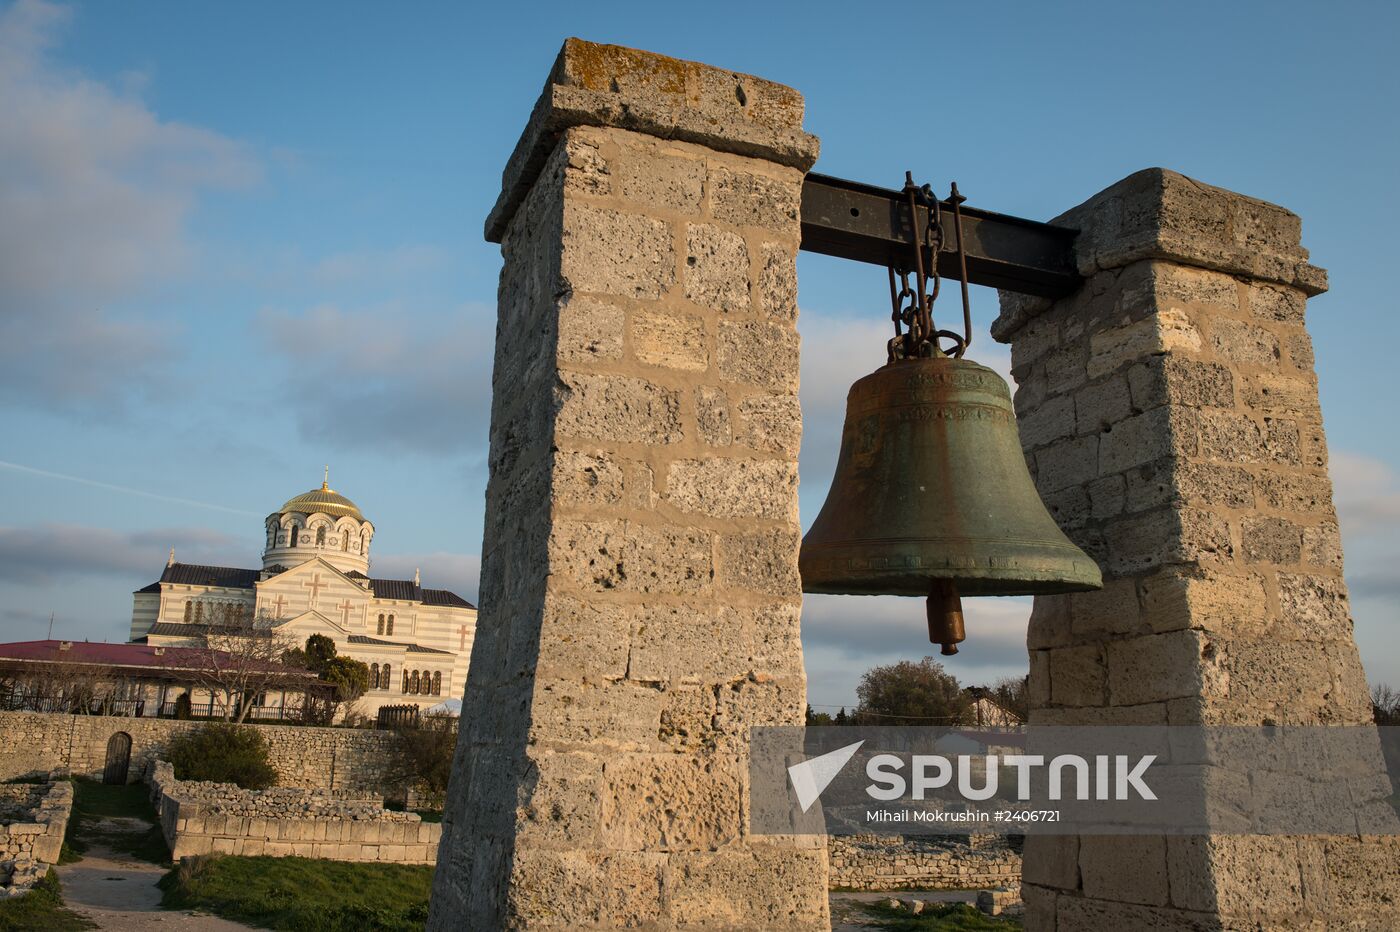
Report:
800,173,1082,298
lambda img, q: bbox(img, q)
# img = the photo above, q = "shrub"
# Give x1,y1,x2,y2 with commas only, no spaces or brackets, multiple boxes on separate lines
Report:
173,693,192,720
164,724,276,789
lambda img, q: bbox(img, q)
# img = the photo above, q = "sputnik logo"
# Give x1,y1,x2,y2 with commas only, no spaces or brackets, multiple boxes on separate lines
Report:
787,740,864,813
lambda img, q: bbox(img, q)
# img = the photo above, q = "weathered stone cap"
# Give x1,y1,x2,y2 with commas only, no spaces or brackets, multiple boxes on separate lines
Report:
486,38,821,242
993,168,1329,342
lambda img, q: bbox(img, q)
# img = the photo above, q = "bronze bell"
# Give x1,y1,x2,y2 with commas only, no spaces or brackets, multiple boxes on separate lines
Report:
800,353,1103,655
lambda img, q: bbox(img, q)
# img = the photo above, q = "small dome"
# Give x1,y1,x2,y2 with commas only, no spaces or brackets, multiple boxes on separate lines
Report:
280,480,364,520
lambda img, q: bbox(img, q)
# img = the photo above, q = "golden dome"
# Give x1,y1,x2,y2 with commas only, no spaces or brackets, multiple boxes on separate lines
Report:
280,476,364,520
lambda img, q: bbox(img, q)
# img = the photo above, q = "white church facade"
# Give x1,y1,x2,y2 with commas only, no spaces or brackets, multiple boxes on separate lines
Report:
128,476,476,717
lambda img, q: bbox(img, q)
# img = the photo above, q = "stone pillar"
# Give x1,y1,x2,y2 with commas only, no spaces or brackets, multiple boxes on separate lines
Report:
428,40,827,929
995,169,1398,928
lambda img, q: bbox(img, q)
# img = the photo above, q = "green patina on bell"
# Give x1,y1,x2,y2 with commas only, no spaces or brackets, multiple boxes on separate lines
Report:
800,353,1103,655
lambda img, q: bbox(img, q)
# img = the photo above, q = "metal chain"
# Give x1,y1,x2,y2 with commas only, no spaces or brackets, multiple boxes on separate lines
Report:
887,174,956,362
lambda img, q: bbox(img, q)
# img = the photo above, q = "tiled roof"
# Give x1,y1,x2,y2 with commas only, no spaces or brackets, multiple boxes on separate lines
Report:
159,563,260,589
346,635,454,655
369,578,420,601
0,640,311,677
422,588,475,609
145,623,209,638
143,563,473,610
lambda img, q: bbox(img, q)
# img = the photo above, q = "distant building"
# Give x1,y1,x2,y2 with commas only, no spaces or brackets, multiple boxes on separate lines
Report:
964,687,1024,730
127,474,477,716
0,639,322,718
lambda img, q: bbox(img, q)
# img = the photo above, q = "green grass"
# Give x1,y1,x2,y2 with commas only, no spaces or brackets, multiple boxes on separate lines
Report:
62,778,170,866
861,900,1022,931
159,855,433,932
0,870,96,931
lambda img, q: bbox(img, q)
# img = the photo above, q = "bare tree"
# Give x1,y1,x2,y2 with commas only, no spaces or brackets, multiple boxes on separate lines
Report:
1374,683,1400,726
191,616,312,723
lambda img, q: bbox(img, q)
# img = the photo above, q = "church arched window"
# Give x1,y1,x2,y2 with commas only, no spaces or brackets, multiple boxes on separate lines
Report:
193,602,203,622
370,663,379,688
377,614,385,636
183,602,192,623
381,663,391,690
432,671,441,695
341,529,349,552
359,530,367,553
401,670,408,693
386,615,394,636
316,526,326,546
288,523,298,548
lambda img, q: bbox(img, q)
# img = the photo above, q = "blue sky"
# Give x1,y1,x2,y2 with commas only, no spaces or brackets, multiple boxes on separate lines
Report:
1,0,1397,709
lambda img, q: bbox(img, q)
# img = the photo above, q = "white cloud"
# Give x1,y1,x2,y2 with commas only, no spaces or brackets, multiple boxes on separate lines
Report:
1330,451,1400,538
255,301,494,455
0,0,258,412
0,523,246,585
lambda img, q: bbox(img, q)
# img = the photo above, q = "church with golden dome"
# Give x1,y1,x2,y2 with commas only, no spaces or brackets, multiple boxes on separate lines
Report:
127,472,476,717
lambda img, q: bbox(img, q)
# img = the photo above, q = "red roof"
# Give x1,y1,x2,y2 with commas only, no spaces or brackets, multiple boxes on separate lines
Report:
0,640,308,676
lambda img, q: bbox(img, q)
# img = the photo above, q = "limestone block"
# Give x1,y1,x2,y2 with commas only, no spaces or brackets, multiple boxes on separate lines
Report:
507,850,667,927
1300,522,1343,569
551,451,628,509
1067,578,1144,639
1074,377,1131,436
1244,383,1321,436
1098,407,1176,475
1248,283,1307,323
548,519,712,594
1138,568,1268,634
1241,515,1304,565
560,203,674,299
1209,316,1280,366
708,166,801,230
718,320,800,390
1127,356,1234,411
695,386,732,446
684,223,750,313
535,594,631,681
630,310,707,371
665,457,798,521
1254,470,1332,514
516,754,604,847
1107,630,1222,706
602,131,706,213
599,754,742,850
554,372,682,445
1080,475,1125,517
1277,574,1352,642
664,846,829,927
1087,310,1201,380
715,527,801,596
1035,435,1099,494
1027,597,1071,650
758,242,798,321
1016,393,1075,449
1049,645,1107,707
735,392,802,455
1079,836,1169,907
557,296,625,364
528,679,666,751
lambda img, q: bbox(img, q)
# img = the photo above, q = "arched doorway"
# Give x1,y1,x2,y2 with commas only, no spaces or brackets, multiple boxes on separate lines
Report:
103,732,132,785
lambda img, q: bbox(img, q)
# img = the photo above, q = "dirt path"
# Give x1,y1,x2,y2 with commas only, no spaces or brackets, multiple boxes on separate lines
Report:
55,818,255,931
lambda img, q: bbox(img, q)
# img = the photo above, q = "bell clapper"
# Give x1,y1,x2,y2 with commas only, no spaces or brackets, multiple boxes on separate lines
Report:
927,579,966,656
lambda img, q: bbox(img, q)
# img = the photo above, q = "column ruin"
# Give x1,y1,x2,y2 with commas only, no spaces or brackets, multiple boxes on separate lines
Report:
428,39,828,929
997,168,1399,929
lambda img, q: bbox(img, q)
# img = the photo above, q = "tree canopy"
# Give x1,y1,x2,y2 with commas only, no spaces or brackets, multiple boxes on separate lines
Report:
854,656,971,725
